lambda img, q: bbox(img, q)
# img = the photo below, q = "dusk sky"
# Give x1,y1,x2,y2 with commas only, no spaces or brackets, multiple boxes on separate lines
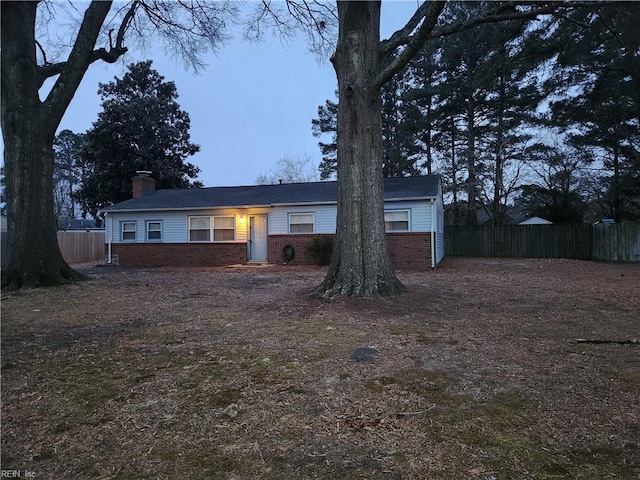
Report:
36,1,420,188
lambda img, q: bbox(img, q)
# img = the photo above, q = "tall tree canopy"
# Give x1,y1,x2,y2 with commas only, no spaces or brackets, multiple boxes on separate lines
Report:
311,2,564,228
311,1,565,297
1,1,235,288
541,3,640,222
77,61,201,221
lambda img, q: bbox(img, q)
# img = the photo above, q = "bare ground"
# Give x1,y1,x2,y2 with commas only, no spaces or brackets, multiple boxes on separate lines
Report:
1,257,639,479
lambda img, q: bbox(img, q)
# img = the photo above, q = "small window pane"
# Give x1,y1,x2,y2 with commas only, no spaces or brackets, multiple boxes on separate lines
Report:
290,223,314,233
190,217,210,230
122,222,136,241
214,229,235,241
290,214,313,224
215,217,235,229
189,217,211,242
289,213,314,234
147,222,162,241
213,216,235,241
385,211,409,232
190,229,210,242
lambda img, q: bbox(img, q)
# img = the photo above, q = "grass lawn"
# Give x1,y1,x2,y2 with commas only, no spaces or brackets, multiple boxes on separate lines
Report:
1,258,639,479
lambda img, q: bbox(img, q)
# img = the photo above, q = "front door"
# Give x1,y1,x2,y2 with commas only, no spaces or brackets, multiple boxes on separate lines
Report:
249,215,268,262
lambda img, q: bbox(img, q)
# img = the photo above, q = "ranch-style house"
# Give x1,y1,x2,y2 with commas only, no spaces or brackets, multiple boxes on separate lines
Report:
101,172,445,269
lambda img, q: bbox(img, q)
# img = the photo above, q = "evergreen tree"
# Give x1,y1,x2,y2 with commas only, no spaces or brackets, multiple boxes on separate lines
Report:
77,61,201,221
53,130,87,226
311,97,338,180
543,3,640,221
380,65,421,177
311,75,423,181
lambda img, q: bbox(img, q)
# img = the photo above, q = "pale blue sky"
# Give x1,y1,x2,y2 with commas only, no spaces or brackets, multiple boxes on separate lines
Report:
44,2,420,188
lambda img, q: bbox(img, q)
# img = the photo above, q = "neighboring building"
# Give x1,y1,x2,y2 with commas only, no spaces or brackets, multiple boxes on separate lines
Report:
101,172,445,269
58,218,104,231
518,216,552,225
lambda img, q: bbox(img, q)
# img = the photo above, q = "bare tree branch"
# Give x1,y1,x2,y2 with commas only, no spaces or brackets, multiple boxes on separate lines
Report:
374,1,446,91
374,2,571,92
429,3,561,40
36,1,138,87
378,1,437,58
35,39,49,65
243,0,337,59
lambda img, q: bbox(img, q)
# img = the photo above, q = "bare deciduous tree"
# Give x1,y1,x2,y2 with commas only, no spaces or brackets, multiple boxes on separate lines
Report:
1,1,236,288
255,154,320,185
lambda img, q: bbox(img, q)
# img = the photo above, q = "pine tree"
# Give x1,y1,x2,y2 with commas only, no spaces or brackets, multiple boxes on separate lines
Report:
53,130,87,226
543,3,640,221
311,97,338,180
77,61,201,221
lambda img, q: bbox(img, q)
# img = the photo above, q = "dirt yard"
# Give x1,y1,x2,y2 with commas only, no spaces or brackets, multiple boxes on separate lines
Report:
1,258,639,479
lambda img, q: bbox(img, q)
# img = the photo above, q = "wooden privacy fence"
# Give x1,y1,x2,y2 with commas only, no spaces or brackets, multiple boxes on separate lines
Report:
57,231,105,264
445,224,640,262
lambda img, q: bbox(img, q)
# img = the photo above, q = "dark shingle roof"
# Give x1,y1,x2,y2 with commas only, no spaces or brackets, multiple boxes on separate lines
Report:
102,175,440,212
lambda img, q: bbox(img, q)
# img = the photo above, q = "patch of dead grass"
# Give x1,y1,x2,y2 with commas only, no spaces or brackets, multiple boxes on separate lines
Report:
2,258,639,479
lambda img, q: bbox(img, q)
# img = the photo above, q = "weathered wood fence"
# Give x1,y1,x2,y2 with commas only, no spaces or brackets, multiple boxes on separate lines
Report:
2,231,106,268
445,224,640,262
56,231,105,264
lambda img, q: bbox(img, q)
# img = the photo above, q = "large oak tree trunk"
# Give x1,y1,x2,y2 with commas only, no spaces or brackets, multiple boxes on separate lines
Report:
316,1,405,297
2,115,80,288
1,2,89,288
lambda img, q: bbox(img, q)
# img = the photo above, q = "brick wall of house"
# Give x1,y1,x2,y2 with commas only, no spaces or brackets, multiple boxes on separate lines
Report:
268,235,327,265
113,243,247,267
386,232,433,269
110,233,433,269
268,233,433,269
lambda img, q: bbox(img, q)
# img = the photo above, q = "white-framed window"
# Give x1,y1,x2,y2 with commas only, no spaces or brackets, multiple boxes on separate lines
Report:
289,213,314,234
384,210,410,232
213,216,235,241
146,221,162,241
188,216,236,242
189,216,211,242
121,221,137,241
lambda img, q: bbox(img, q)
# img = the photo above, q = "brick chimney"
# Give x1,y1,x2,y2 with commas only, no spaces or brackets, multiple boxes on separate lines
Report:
132,171,156,198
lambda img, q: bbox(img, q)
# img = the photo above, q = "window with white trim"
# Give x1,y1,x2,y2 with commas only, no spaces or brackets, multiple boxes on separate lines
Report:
189,216,210,242
188,216,236,242
213,216,235,241
121,221,137,241
146,221,162,241
289,213,314,234
384,210,410,232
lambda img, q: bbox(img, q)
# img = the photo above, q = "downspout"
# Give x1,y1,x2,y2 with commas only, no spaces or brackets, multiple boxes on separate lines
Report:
106,212,112,264
430,198,436,269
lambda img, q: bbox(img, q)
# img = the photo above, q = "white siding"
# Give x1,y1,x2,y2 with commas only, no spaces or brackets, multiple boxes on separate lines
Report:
105,201,437,242
385,200,433,232
268,205,337,234
107,209,250,243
